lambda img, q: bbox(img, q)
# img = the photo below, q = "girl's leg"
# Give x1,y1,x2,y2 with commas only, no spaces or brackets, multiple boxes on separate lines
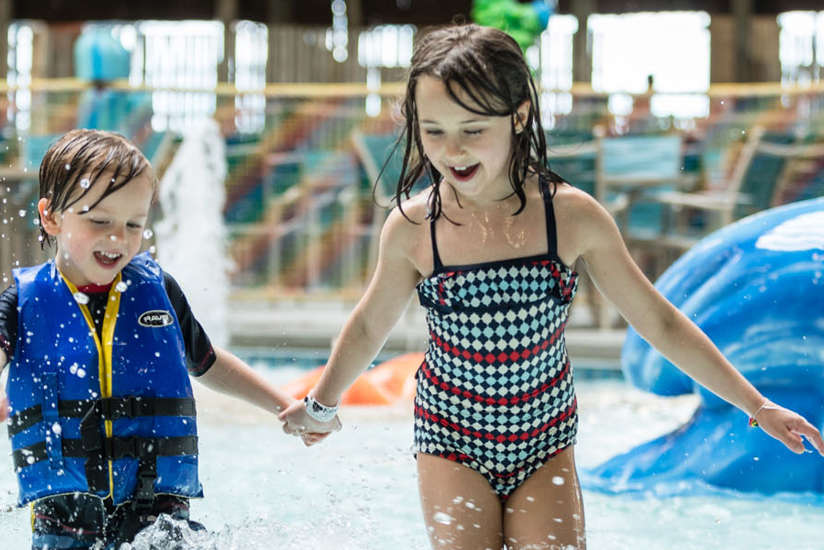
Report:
502,447,586,550
417,453,504,550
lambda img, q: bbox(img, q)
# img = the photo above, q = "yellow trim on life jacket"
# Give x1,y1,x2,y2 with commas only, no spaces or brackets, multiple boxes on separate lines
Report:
59,271,123,500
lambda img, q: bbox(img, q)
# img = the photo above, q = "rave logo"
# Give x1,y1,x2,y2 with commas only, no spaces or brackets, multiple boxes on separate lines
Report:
138,310,173,327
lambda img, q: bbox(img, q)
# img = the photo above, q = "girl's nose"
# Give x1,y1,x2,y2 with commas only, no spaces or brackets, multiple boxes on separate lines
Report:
444,135,464,159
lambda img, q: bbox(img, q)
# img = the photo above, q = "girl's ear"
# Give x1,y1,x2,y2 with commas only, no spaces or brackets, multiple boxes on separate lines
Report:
513,99,531,133
37,198,61,236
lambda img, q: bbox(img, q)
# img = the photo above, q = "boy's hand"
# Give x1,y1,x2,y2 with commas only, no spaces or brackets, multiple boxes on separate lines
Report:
755,403,824,455
279,399,342,446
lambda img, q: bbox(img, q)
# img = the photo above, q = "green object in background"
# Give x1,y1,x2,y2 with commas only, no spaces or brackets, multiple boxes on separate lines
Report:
471,0,555,51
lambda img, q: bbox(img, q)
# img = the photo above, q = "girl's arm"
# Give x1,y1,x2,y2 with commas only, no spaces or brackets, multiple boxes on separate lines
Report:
0,352,7,422
279,207,423,434
197,346,296,415
574,193,824,455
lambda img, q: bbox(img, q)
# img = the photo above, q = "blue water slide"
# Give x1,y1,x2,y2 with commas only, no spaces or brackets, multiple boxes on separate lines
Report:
586,197,824,496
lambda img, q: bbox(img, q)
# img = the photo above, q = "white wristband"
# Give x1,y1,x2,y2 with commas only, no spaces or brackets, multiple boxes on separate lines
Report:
304,394,339,423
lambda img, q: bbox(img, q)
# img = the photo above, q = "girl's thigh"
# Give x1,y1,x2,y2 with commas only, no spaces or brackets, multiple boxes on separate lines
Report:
503,446,586,550
417,453,504,550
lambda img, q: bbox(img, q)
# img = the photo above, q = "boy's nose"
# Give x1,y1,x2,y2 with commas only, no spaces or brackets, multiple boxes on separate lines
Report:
109,227,126,241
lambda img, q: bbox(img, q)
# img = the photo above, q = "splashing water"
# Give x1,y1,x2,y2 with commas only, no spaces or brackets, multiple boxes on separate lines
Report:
73,292,90,305
115,281,128,293
127,514,219,550
153,118,229,347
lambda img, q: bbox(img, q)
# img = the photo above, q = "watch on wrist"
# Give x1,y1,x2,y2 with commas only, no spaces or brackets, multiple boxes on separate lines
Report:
304,394,339,423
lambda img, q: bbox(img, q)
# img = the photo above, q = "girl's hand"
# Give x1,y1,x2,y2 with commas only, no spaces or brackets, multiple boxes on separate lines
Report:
278,399,342,446
754,403,824,455
0,394,7,422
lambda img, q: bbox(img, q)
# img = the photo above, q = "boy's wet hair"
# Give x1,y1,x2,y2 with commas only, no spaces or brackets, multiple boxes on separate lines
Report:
38,129,154,248
390,24,562,221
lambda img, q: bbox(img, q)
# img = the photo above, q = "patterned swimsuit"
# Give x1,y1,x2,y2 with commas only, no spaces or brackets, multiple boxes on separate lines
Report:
414,178,579,499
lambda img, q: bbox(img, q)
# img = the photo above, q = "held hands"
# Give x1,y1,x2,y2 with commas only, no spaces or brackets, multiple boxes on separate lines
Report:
278,397,342,447
751,401,824,455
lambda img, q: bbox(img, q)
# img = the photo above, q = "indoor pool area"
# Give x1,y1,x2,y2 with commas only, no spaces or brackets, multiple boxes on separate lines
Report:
2,362,822,550
2,3,824,550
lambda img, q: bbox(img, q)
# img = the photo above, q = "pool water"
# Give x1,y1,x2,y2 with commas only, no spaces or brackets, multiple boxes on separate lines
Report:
1,366,822,549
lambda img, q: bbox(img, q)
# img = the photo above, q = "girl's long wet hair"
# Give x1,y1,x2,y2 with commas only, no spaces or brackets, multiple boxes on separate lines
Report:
38,129,154,248
387,24,562,221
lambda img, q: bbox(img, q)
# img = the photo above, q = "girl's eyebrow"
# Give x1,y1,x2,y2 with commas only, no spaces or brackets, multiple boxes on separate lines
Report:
419,117,490,124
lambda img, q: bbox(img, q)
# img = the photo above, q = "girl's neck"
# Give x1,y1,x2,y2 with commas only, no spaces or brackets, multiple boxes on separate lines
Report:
445,175,536,214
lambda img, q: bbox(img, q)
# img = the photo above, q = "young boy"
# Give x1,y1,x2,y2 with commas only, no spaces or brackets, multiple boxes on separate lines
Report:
0,129,315,549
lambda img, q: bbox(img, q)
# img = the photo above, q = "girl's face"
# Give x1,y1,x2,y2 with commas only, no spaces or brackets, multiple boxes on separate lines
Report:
416,75,527,203
38,171,154,286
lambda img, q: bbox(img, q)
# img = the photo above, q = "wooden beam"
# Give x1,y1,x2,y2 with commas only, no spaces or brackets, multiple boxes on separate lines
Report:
732,0,753,82
0,0,11,80
572,0,595,84
216,0,238,83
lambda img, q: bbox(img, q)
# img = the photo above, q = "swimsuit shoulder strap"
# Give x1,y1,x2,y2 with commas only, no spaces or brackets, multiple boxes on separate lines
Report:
538,176,558,256
429,218,444,273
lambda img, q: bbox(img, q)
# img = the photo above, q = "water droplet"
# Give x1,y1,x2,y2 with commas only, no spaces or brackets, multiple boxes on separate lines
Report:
64,163,71,170
26,456,35,464
52,422,62,435
76,368,86,379
73,292,89,304
69,363,78,375
18,209,25,216
143,228,154,239
80,178,91,189
552,476,565,486
433,512,453,525
115,281,128,293
149,245,157,254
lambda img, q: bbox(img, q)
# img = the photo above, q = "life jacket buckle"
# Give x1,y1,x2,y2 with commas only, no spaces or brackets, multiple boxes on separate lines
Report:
131,455,158,514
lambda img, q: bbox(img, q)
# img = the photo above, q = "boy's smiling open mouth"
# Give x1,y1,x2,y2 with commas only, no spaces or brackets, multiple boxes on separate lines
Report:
94,250,122,267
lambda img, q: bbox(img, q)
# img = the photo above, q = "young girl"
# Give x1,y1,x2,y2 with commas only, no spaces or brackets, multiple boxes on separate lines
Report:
280,24,824,550
0,129,326,549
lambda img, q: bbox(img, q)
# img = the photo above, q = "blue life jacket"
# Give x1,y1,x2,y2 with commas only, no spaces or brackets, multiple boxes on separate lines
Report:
6,252,202,506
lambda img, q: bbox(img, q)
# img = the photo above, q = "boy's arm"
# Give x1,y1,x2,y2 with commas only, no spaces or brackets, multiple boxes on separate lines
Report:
196,346,295,415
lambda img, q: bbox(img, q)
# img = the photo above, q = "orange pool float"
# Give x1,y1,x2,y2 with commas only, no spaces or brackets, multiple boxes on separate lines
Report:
280,352,423,405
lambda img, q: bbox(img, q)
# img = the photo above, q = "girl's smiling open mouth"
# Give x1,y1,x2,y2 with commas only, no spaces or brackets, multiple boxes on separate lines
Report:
449,163,479,181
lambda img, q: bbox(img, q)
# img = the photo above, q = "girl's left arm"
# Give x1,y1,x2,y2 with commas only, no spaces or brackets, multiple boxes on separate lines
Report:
196,346,295,415
575,194,824,455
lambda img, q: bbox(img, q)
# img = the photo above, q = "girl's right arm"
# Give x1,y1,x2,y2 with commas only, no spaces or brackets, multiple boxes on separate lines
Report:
0,351,7,421
279,207,423,434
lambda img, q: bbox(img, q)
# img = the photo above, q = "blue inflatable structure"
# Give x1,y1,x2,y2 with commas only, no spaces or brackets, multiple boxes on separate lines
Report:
586,197,824,496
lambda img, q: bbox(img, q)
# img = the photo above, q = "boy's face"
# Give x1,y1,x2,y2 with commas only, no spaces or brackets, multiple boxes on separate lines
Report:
38,171,154,287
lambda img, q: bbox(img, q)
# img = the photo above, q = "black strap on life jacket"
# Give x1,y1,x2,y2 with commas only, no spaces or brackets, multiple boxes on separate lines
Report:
10,396,197,507
7,397,197,438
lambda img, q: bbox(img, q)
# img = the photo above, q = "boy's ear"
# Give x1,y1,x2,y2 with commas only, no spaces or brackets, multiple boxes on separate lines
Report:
513,99,531,134
37,198,61,236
